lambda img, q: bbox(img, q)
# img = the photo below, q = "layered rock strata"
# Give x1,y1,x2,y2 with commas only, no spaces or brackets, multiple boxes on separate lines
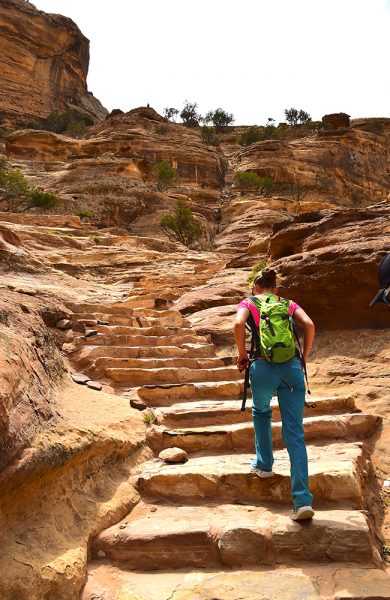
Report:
0,0,107,127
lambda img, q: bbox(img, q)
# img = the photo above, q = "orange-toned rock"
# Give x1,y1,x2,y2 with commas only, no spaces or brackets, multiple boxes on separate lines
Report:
269,206,390,328
0,0,107,127
322,113,350,129
159,447,188,464
235,126,390,206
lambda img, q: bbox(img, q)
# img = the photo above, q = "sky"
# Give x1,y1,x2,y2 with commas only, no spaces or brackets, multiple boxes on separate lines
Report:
33,0,390,125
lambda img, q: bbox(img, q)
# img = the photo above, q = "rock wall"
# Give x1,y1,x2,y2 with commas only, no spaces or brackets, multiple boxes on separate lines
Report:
0,0,107,127
235,123,390,207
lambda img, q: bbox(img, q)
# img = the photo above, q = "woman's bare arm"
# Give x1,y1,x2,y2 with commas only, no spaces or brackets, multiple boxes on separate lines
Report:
293,308,315,362
234,307,250,370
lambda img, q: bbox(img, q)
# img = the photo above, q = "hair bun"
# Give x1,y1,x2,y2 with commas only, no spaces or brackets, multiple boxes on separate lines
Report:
261,268,276,278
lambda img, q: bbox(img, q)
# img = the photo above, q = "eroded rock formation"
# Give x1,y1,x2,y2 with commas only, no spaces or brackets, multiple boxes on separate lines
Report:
0,0,107,127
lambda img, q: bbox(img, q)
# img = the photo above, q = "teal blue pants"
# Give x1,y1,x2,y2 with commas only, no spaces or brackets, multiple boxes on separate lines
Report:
250,357,313,509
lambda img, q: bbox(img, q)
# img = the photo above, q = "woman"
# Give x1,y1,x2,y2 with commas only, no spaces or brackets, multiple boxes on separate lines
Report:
234,268,316,521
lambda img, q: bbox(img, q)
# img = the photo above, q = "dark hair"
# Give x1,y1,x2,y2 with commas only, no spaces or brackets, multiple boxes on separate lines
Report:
253,268,277,288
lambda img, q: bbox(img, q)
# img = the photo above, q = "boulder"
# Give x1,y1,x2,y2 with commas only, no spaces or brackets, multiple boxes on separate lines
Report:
322,113,351,129
159,447,188,464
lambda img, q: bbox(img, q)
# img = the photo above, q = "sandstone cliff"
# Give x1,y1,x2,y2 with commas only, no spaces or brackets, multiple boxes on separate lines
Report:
0,0,107,127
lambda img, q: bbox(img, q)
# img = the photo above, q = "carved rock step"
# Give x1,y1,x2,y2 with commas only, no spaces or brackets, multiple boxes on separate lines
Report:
137,442,368,505
92,502,375,569
71,344,218,366
73,332,211,348
82,562,390,600
69,303,182,321
147,413,382,454
138,381,243,405
155,396,358,427
91,325,197,337
93,356,224,371
71,312,140,327
105,366,242,386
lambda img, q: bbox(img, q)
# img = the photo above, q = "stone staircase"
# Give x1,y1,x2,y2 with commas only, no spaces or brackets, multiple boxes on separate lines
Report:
64,299,390,600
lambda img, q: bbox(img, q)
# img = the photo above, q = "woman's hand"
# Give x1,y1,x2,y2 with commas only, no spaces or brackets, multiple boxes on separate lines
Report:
236,351,249,372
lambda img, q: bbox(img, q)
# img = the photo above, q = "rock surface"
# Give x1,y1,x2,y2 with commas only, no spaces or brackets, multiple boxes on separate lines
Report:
0,0,107,127
158,447,188,464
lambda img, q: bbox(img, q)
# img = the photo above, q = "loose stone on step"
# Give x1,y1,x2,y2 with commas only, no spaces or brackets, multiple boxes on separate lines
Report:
159,447,188,463
87,381,102,391
130,398,148,410
84,329,98,338
71,372,90,385
55,319,72,330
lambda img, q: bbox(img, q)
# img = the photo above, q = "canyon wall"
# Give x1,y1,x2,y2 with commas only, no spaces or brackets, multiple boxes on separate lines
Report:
0,0,107,127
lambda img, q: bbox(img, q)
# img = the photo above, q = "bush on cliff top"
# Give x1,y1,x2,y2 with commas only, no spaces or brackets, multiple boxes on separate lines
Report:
284,108,312,126
0,156,61,212
180,101,202,127
200,126,219,146
160,200,201,247
203,108,234,131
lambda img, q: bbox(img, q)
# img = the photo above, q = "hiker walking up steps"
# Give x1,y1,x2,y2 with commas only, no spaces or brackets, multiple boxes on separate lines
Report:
234,268,316,521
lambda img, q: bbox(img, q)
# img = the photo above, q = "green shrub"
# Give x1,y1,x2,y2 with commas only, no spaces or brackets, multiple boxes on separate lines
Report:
44,109,93,136
160,200,201,247
76,210,94,220
0,155,61,212
28,187,61,210
247,261,267,285
203,108,234,131
155,124,169,136
154,160,177,191
163,107,179,122
351,190,366,206
88,233,100,244
361,120,384,135
284,108,311,126
25,121,41,130
234,171,262,191
200,125,219,145
180,101,202,127
239,127,264,146
144,413,153,427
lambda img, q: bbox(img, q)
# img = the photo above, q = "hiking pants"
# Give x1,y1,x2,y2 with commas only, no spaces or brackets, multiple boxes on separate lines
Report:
250,356,313,509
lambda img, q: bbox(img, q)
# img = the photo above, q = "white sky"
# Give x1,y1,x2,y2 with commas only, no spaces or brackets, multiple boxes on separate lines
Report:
33,0,390,125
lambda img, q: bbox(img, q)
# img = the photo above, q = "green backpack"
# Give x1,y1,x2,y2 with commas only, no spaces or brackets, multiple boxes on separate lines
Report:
249,294,296,363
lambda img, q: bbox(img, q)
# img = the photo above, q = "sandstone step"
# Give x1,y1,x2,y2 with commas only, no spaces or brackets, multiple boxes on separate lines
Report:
82,562,390,600
71,312,139,327
137,442,368,506
104,366,242,385
68,303,134,315
147,413,382,454
138,380,243,406
93,356,224,371
92,325,196,337
92,501,375,569
73,332,211,348
105,365,242,385
155,396,357,427
71,343,217,365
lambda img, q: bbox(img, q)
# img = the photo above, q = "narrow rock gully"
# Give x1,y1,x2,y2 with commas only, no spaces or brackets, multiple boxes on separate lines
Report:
66,297,389,600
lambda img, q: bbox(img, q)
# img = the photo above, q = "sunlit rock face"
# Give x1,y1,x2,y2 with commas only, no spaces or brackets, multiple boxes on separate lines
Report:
270,205,390,329
0,0,107,127
235,121,390,207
